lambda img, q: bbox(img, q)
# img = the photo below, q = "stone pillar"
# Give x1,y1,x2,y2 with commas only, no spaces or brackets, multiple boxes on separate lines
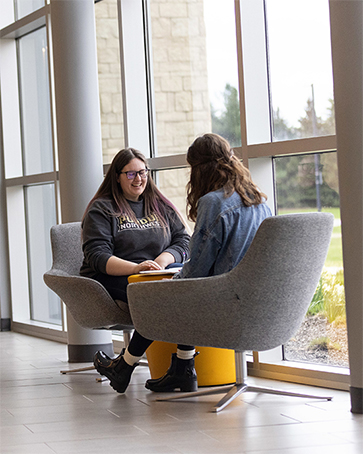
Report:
51,0,113,362
329,0,363,414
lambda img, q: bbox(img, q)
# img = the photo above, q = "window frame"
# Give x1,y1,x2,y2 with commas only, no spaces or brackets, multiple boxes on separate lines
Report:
0,4,64,341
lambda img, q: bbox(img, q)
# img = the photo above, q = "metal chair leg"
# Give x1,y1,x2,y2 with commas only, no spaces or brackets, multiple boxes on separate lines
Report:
60,365,96,374
155,351,333,412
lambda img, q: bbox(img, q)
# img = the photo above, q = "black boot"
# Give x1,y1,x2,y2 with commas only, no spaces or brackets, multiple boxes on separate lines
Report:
93,349,138,394
145,353,198,392
94,348,124,372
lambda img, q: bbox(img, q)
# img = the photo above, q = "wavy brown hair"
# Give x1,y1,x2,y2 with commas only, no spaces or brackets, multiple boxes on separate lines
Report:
186,133,267,222
83,148,179,229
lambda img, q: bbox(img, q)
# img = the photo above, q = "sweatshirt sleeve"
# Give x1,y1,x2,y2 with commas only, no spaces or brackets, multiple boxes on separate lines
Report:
163,210,191,264
81,200,115,274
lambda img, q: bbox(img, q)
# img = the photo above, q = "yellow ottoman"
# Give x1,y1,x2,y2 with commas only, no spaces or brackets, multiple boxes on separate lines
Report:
146,341,235,387
128,273,236,387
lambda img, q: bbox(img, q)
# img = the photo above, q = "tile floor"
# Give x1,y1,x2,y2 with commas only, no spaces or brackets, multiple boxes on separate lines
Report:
1,332,362,454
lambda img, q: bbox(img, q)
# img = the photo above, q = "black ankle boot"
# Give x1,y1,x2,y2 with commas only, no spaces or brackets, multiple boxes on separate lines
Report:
145,353,198,392
93,349,138,394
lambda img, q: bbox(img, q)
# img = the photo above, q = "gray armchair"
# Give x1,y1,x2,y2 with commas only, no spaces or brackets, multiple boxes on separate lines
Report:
127,213,335,412
43,222,134,374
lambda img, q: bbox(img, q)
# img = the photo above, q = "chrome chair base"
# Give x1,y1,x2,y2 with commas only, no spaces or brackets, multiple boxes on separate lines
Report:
155,351,333,412
60,359,148,375
157,382,333,413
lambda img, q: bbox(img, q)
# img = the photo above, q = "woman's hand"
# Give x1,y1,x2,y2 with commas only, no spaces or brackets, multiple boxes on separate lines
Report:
133,260,162,273
154,251,175,270
106,256,161,276
105,255,168,275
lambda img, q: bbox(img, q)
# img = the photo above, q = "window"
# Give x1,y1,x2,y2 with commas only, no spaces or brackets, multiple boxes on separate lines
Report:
148,1,346,385
274,152,347,368
265,0,335,141
16,0,45,20
25,183,60,325
1,10,60,334
18,27,53,175
149,0,239,156
95,0,125,164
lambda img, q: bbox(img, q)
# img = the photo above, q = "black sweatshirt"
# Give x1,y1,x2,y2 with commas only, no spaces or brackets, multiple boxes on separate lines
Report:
80,197,190,278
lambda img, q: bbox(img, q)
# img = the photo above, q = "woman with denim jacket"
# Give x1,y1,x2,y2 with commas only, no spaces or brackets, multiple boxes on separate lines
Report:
94,134,271,394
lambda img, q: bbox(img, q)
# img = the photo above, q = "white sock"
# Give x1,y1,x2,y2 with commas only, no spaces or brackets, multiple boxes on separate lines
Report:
123,348,142,366
177,348,195,360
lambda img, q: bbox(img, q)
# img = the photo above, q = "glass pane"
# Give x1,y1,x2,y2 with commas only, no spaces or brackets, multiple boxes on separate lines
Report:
95,0,125,164
265,0,335,141
25,183,61,325
16,0,45,20
0,0,15,28
156,167,194,231
205,0,240,147
18,27,53,175
150,0,240,156
274,152,348,368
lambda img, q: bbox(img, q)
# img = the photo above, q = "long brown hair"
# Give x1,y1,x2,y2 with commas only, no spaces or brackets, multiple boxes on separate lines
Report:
83,148,179,229
186,133,267,222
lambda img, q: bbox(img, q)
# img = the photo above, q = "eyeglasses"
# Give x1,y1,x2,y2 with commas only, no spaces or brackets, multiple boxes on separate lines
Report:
120,168,149,180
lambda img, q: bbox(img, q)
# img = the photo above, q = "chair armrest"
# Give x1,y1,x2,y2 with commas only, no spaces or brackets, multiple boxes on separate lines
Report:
44,271,133,329
44,269,71,278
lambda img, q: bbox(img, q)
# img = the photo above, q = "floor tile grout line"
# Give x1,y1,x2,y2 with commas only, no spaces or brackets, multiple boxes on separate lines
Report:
107,409,120,418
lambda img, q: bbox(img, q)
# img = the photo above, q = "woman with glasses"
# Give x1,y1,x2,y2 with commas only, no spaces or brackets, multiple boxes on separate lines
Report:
81,148,190,393
81,147,190,300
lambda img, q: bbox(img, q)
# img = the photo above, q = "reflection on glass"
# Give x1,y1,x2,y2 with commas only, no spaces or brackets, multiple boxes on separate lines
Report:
265,0,335,141
274,152,348,368
25,184,61,325
95,0,125,164
149,0,240,156
16,0,45,20
18,27,53,175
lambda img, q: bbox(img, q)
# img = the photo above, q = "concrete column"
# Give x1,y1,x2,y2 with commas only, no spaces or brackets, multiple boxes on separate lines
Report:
329,0,363,414
51,0,113,362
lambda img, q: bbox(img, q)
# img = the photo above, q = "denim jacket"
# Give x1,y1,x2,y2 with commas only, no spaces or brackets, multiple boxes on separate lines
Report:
174,188,272,279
